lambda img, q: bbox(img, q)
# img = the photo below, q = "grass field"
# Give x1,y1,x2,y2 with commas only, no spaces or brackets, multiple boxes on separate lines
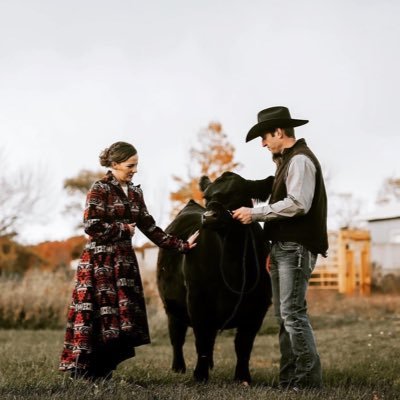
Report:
0,292,399,399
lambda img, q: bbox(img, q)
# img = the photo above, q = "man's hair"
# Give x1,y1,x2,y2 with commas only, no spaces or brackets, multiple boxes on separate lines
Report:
264,127,295,139
283,127,295,138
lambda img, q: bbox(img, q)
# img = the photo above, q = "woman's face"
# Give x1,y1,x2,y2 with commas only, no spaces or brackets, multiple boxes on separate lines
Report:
111,154,139,184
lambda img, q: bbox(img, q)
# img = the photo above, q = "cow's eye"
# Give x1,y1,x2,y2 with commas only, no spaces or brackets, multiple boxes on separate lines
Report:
214,193,227,204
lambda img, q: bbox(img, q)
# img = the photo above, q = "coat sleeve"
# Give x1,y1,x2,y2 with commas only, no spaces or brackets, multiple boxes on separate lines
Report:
83,181,132,242
135,189,190,253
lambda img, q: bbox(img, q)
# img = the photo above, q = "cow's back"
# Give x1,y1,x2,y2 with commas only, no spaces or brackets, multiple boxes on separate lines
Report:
157,200,205,323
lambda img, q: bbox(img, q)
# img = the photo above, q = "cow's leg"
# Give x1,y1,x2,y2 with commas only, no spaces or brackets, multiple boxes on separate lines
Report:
168,314,188,373
234,322,261,384
192,326,217,382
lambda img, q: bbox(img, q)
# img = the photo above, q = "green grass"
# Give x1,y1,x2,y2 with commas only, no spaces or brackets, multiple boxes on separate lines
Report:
0,307,399,400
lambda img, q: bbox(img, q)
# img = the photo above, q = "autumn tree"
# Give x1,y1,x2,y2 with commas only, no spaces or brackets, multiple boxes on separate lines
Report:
63,169,104,228
29,235,86,271
0,235,44,275
170,122,242,216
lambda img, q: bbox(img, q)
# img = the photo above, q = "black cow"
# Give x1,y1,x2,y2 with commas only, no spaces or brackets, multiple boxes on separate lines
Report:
157,172,274,383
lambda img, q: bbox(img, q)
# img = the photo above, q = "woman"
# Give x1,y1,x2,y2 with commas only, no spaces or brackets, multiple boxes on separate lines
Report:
59,141,199,380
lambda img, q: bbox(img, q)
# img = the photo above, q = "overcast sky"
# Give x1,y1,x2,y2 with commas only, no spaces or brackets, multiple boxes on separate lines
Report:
1,0,399,244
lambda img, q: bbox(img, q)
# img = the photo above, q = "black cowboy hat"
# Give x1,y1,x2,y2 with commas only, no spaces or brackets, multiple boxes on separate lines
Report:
246,106,308,142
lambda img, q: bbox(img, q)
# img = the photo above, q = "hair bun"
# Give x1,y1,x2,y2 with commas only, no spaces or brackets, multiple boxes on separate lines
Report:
99,147,111,167
99,141,137,168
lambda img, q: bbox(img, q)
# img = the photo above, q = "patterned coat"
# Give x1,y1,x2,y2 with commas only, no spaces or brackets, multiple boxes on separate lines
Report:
59,171,189,372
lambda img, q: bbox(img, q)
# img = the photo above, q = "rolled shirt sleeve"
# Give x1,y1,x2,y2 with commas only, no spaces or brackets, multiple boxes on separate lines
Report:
251,155,316,222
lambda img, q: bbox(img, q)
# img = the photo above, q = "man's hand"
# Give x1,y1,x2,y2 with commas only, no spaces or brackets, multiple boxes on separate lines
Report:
232,207,252,224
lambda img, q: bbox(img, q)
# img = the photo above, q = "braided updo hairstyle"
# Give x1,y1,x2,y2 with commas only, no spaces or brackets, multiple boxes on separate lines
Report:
99,141,137,167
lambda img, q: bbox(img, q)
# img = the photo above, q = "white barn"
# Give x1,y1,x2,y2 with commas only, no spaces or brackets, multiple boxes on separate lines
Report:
366,204,400,277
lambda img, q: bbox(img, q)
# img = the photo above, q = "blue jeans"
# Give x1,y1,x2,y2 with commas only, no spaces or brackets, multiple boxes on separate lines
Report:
270,241,322,388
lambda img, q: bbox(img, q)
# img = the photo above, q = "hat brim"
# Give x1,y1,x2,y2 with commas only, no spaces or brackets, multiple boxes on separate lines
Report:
246,118,309,142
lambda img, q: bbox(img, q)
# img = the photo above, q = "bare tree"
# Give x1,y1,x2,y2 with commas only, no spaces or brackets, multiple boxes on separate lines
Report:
0,150,44,237
330,192,363,229
323,166,364,229
63,169,105,228
376,176,400,205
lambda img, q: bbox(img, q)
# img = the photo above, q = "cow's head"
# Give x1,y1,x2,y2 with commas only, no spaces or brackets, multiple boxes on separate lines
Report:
199,172,273,230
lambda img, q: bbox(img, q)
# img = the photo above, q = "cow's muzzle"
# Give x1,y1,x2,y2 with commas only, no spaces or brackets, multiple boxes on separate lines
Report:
202,202,233,229
202,209,218,225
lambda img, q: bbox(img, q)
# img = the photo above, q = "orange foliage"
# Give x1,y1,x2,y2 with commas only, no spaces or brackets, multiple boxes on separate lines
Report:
29,235,86,271
0,235,42,275
170,122,242,216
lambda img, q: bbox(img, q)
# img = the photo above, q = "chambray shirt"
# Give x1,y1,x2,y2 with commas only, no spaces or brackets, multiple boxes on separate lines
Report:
251,154,316,222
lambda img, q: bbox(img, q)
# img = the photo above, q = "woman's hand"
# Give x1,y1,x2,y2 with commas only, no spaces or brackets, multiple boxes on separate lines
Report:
128,223,136,236
187,230,200,249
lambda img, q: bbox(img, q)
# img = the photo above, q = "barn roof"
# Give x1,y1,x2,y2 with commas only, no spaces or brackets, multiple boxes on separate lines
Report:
366,204,400,222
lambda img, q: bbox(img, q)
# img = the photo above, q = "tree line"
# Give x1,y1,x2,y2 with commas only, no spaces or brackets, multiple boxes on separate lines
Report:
1,122,399,274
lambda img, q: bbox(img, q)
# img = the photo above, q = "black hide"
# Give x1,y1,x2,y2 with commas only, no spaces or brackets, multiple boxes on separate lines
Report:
157,172,273,383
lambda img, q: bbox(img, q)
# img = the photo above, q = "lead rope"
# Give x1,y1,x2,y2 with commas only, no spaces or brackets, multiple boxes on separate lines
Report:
218,226,261,333
219,226,261,295
218,229,248,333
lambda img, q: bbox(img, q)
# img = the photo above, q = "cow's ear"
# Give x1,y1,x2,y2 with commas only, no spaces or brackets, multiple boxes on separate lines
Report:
245,176,274,202
199,176,211,192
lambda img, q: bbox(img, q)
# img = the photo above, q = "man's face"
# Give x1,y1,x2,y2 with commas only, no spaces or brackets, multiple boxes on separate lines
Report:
261,129,282,154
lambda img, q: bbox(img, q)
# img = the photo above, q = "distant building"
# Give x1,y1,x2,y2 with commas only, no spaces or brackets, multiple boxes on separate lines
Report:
135,242,159,271
366,204,400,278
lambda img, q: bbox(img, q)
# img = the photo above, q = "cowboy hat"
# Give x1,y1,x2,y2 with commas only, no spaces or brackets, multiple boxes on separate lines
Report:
246,106,308,142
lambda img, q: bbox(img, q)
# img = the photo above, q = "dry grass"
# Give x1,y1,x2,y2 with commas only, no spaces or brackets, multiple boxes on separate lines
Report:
306,290,400,330
0,269,74,328
0,268,165,331
1,268,400,335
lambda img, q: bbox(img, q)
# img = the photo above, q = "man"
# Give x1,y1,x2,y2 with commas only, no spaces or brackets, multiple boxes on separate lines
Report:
232,106,328,390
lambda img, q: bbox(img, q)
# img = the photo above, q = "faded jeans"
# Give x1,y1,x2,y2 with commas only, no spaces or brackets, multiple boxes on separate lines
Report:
270,241,322,388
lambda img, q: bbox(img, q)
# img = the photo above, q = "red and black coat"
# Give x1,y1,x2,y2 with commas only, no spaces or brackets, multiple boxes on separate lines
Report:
60,171,189,372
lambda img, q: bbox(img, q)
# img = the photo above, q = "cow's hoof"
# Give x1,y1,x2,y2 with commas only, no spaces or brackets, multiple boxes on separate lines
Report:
172,366,186,374
234,371,251,384
193,370,208,383
172,362,186,374
172,355,186,373
194,355,210,382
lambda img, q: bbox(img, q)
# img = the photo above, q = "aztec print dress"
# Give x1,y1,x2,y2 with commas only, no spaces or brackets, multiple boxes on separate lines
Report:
59,171,189,375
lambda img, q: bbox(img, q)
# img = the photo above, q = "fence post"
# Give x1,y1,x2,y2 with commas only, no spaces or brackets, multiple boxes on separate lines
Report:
360,245,371,295
345,248,355,295
338,230,347,294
